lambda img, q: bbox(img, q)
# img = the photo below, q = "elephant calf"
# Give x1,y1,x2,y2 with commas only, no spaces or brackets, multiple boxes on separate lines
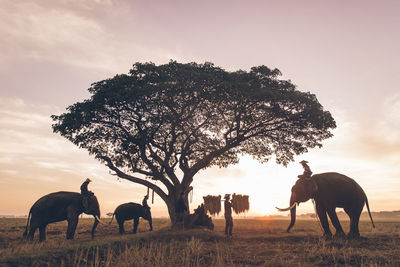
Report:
109,202,152,234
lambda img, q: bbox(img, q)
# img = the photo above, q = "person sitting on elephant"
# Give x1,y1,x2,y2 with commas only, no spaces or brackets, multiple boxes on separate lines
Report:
80,178,93,195
142,195,149,208
298,160,312,179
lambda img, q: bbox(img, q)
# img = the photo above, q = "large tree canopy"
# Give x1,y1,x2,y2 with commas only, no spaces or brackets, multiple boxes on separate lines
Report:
52,61,336,221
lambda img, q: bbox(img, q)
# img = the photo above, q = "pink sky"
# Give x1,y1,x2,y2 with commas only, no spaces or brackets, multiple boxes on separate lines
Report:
0,0,399,217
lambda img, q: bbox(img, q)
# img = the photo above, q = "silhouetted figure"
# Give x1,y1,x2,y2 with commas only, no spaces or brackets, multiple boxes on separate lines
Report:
224,194,233,236
175,192,188,229
184,204,214,230
80,178,93,195
298,160,312,179
142,195,149,208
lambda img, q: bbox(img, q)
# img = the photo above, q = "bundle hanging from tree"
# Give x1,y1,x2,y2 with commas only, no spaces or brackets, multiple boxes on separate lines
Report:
231,193,250,214
203,195,221,216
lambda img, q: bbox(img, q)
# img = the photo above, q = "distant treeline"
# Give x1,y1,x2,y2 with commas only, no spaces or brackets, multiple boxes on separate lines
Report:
264,211,400,220
2,211,400,219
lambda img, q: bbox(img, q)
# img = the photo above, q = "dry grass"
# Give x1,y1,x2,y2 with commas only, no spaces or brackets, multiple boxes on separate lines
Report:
0,217,399,266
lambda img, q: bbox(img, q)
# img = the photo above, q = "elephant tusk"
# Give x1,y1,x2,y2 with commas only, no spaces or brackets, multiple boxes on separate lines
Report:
95,215,106,224
275,202,298,212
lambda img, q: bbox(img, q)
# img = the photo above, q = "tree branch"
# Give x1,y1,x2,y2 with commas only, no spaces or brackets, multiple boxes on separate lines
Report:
99,156,169,202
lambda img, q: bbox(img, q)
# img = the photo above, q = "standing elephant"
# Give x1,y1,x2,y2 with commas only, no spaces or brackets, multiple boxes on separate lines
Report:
277,172,375,238
109,202,152,234
23,180,102,242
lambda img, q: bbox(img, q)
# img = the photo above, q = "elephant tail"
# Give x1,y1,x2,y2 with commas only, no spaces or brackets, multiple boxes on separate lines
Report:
23,210,31,238
109,213,115,225
365,196,375,228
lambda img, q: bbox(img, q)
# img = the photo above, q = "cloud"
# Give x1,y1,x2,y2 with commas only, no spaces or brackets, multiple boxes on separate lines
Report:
349,94,400,164
0,97,148,215
0,97,124,187
0,0,199,75
0,1,112,70
307,96,400,167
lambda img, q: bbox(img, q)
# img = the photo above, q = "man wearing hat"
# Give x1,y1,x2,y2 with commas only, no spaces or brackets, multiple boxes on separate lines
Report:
298,160,312,179
224,194,233,236
80,178,92,195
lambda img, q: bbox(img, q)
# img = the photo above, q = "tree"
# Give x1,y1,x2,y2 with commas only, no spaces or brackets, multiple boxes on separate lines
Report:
52,61,336,222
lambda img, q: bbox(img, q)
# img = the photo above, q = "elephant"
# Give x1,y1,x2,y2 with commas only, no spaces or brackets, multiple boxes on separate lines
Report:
277,172,375,238
23,180,102,242
109,202,152,234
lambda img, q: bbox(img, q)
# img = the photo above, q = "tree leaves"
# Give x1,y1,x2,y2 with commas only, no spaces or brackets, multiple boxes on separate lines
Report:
52,61,336,196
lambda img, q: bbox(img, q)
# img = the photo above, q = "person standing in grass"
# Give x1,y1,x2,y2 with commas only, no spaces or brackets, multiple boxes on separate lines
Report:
224,194,233,236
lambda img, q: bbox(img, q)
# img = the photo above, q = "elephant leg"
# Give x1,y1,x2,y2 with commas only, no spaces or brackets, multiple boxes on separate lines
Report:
316,205,332,238
117,218,125,234
327,209,345,237
133,218,139,234
66,216,78,239
27,217,41,241
39,225,47,242
348,208,362,239
27,225,37,240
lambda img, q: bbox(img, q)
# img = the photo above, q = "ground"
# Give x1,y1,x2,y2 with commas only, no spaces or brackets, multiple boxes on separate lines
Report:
0,217,399,266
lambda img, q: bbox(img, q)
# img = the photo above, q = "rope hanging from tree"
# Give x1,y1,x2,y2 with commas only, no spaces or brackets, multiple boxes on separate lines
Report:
189,188,193,203
146,186,154,204
203,195,221,216
231,193,250,214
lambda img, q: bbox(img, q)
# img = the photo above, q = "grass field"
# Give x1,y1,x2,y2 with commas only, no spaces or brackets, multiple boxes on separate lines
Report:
0,217,399,266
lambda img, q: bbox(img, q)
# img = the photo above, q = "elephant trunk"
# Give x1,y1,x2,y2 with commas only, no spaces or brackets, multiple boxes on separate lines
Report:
286,196,297,233
91,210,101,239
148,217,153,231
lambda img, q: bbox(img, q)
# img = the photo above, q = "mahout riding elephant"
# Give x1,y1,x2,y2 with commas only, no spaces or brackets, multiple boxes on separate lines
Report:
109,202,152,234
23,179,103,242
277,172,375,238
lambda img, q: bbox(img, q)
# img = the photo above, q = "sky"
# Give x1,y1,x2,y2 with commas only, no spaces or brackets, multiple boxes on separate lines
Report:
0,0,399,218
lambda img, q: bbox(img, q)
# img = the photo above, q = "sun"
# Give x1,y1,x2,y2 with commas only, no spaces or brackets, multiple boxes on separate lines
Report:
248,195,277,216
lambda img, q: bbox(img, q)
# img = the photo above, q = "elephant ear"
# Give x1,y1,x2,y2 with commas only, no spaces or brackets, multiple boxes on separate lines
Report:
307,179,318,198
82,195,90,212
144,206,152,218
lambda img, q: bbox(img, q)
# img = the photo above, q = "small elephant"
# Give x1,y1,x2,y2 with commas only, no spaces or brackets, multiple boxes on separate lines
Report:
109,202,152,234
23,180,102,242
277,172,375,238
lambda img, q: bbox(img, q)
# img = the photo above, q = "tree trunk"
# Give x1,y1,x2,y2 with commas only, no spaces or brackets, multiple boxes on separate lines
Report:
166,200,176,224
165,192,190,225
